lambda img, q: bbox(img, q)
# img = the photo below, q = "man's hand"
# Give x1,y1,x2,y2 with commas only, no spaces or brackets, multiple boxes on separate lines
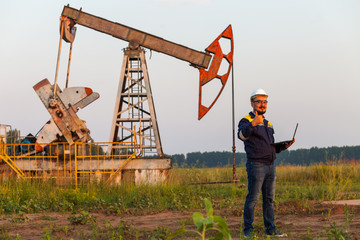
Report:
285,138,295,149
251,111,264,126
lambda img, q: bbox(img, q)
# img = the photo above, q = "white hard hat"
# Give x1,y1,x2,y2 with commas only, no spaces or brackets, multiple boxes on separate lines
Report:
250,88,268,98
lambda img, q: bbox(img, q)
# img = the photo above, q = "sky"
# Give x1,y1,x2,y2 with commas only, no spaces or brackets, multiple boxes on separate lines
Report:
1,0,360,155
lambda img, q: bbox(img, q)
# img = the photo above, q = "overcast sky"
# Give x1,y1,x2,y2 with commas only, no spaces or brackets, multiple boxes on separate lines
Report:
1,0,360,155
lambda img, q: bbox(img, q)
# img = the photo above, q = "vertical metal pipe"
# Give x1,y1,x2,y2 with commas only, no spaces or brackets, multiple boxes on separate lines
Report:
4,127,7,154
231,59,236,183
65,41,73,88
75,143,78,188
54,21,65,95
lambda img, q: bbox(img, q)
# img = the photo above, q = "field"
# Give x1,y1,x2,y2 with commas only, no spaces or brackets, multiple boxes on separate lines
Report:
0,162,359,239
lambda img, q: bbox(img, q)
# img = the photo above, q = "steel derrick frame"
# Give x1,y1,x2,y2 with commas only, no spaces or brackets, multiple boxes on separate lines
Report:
108,49,164,157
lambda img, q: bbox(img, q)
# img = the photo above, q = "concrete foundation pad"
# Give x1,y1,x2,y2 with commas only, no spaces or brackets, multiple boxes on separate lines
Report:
14,158,172,171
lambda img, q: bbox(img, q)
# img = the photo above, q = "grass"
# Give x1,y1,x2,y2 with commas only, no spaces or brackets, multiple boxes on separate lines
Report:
276,162,360,202
0,162,359,239
0,163,359,214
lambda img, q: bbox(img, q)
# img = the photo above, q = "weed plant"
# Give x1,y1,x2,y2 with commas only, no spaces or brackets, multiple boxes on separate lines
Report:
167,198,232,240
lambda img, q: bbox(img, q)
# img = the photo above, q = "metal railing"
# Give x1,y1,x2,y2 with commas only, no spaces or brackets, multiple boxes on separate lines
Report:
0,125,140,187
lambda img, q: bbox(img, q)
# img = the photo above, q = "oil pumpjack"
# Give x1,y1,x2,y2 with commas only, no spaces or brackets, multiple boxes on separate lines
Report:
28,5,233,183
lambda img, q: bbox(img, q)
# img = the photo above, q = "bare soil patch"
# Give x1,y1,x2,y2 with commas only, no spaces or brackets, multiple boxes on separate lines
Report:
0,200,359,239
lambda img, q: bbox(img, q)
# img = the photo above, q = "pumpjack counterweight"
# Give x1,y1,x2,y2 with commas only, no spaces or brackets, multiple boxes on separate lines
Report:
33,79,99,150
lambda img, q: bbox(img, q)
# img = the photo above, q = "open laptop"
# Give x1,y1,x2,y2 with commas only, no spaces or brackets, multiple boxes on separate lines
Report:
272,123,298,148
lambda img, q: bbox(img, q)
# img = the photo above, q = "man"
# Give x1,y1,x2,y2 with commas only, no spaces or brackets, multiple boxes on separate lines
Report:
238,88,294,238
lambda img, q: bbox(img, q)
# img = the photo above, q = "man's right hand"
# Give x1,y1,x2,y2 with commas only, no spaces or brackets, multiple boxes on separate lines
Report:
251,111,264,126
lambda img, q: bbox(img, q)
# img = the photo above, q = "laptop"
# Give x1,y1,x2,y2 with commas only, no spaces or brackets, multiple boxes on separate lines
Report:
272,123,298,148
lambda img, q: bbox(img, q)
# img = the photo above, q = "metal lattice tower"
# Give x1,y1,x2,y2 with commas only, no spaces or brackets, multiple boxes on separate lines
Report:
108,49,164,157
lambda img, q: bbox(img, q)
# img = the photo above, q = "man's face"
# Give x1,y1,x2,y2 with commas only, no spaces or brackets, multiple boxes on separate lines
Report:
251,95,268,115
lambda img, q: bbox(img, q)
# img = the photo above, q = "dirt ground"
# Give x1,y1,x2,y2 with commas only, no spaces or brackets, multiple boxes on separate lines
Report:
0,200,359,239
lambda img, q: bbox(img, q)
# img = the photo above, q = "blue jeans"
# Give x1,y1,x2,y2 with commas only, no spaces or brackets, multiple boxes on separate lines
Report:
243,161,276,235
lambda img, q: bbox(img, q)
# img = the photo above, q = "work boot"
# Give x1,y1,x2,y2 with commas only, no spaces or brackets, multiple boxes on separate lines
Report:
266,229,287,237
244,231,256,238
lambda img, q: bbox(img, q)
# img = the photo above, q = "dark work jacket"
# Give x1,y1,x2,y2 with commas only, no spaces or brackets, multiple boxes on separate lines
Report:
237,112,276,165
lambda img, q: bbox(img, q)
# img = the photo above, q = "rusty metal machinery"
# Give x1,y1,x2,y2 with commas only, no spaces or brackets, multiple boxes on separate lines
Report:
33,79,99,151
57,5,234,157
32,5,233,158
60,5,233,120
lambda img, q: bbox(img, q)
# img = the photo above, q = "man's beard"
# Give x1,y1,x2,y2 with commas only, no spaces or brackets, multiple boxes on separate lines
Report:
257,109,266,115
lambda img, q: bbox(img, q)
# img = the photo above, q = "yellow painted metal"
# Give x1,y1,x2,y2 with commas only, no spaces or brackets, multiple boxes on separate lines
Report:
106,152,137,183
0,154,25,178
0,124,140,186
0,125,25,177
106,126,139,183
75,127,140,184
0,124,10,152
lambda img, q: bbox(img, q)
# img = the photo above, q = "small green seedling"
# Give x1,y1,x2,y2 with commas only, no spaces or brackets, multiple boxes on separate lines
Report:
68,211,96,225
167,198,232,240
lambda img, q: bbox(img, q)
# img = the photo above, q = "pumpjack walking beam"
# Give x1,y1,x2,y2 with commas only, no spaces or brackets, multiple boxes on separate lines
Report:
61,6,212,68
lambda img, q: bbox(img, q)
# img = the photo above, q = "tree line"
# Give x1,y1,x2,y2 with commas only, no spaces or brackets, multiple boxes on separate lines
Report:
168,145,360,168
